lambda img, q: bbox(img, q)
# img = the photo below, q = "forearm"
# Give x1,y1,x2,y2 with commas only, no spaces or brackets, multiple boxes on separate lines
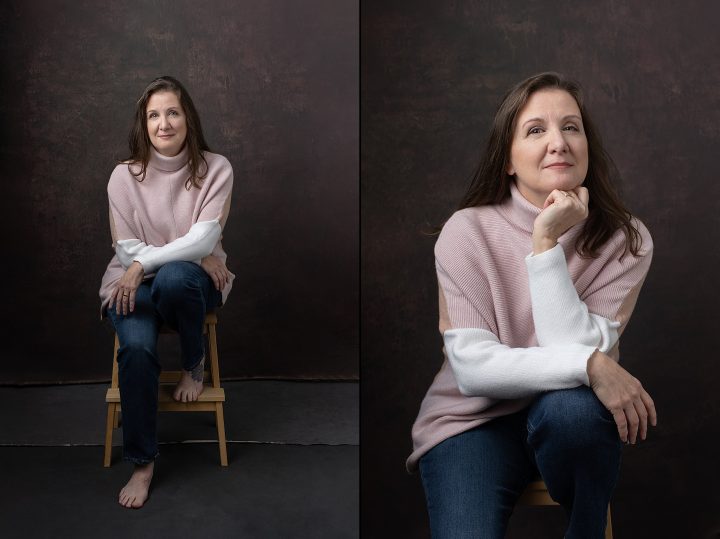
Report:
445,328,595,399
115,219,221,273
526,244,619,352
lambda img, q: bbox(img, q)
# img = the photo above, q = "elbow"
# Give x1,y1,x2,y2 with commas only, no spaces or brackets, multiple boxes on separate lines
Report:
456,379,476,397
451,366,483,397
192,220,222,258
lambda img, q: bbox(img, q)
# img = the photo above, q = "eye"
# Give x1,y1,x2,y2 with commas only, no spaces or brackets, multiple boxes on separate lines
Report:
527,126,544,135
169,110,180,116
563,124,580,132
148,112,158,119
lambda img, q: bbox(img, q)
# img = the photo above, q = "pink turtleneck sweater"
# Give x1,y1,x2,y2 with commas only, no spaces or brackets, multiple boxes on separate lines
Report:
407,182,653,471
99,147,234,315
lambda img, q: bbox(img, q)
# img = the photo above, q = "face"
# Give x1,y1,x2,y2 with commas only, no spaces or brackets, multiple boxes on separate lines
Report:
506,88,588,208
146,90,187,157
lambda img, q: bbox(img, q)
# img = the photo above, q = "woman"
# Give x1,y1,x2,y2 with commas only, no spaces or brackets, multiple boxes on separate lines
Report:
408,72,656,538
99,76,234,509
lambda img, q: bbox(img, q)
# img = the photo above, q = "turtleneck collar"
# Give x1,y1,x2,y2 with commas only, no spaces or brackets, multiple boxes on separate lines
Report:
499,181,542,234
148,145,189,173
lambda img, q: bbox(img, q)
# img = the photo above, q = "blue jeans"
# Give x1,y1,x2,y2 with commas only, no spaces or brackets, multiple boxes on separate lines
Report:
106,261,222,465
419,386,621,539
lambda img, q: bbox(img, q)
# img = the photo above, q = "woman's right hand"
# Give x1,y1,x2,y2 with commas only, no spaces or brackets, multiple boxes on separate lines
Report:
532,187,589,254
109,261,145,315
587,350,657,444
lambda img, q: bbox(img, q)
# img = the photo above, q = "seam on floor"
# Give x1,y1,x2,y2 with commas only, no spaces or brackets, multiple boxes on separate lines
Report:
0,441,358,447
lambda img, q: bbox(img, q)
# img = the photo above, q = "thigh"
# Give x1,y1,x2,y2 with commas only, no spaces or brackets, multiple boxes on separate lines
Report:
151,261,221,310
106,283,161,347
419,412,536,539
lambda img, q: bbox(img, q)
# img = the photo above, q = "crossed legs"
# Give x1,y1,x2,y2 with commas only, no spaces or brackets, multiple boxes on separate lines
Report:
106,261,221,508
420,386,621,538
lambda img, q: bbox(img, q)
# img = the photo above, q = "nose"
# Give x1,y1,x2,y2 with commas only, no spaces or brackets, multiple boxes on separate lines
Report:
547,128,568,153
159,114,171,130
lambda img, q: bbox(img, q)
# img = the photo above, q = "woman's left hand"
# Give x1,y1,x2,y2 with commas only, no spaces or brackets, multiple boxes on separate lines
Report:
532,187,589,254
201,255,231,291
587,350,657,444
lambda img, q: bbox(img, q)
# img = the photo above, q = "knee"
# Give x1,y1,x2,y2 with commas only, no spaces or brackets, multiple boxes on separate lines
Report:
528,387,618,453
117,336,157,373
152,262,201,299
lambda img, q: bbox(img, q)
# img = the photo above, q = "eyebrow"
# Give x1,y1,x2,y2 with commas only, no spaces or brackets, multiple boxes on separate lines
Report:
146,106,180,114
522,114,582,127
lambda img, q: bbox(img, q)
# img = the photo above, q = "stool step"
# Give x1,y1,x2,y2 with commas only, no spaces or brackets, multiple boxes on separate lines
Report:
160,370,210,383
106,386,225,404
518,481,558,506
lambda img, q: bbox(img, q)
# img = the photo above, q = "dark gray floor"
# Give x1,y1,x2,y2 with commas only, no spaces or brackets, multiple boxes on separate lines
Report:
0,381,358,446
0,381,358,539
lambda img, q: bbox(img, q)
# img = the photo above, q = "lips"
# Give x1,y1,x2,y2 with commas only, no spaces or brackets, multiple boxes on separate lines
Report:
544,162,572,169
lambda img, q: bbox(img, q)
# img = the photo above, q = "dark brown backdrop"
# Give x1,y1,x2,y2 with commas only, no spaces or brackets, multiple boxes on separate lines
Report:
362,1,720,537
0,0,358,382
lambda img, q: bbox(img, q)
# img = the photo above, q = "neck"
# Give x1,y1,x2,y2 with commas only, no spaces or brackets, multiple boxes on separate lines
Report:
514,184,547,209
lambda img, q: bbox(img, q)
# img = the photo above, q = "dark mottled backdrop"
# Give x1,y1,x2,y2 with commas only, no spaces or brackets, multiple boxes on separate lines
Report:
363,1,720,537
0,0,358,382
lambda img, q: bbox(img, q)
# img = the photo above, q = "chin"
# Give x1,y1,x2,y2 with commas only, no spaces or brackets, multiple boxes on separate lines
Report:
548,176,584,192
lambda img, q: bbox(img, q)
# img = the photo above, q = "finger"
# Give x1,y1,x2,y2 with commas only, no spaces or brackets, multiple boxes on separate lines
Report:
633,398,648,441
129,289,136,313
611,408,628,443
543,190,563,209
122,290,130,316
640,390,657,427
111,287,122,312
574,186,590,207
625,404,640,444
212,273,221,290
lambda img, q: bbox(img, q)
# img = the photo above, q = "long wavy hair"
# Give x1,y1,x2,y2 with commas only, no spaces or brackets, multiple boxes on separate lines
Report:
122,76,211,190
456,72,641,258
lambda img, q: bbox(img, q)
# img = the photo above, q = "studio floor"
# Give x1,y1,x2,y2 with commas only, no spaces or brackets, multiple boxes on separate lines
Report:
0,381,358,539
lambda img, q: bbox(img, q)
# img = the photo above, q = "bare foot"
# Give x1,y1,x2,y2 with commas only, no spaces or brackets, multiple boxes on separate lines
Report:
118,462,154,509
173,357,205,402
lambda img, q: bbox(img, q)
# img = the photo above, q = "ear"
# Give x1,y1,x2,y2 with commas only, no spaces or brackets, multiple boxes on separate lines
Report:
506,161,515,176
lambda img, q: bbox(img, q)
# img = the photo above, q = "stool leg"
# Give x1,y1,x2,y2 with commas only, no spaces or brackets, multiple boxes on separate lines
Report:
216,402,228,466
605,506,613,539
104,403,115,467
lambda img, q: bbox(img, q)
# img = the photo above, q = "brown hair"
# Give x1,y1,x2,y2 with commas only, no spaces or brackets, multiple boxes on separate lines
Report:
456,71,641,258
122,76,211,190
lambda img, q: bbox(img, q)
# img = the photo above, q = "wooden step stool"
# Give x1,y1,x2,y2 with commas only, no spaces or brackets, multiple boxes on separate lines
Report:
518,480,613,538
103,312,228,467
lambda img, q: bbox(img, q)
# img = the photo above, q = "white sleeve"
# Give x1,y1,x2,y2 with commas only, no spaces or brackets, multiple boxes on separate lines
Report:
445,327,595,399
115,219,221,274
525,244,619,352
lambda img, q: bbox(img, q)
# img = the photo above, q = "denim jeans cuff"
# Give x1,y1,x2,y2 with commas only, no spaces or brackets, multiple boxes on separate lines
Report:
123,452,159,465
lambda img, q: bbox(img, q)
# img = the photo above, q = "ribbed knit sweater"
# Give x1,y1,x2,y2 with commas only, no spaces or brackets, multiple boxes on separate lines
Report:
99,147,234,315
407,182,652,471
